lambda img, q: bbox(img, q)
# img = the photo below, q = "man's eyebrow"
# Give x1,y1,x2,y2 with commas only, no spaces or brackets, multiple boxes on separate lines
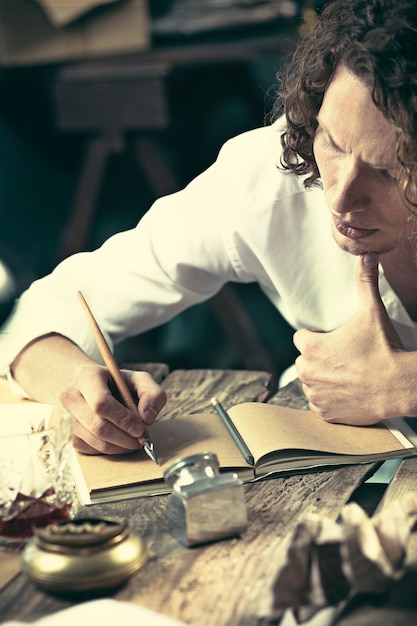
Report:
316,115,398,171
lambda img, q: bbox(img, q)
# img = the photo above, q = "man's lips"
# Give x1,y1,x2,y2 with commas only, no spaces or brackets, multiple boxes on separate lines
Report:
333,216,378,240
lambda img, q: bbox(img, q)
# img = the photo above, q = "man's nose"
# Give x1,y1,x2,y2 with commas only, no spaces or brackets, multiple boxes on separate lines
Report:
331,163,370,215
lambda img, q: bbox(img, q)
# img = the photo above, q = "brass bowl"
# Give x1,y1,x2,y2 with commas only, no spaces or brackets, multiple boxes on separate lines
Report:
21,516,147,593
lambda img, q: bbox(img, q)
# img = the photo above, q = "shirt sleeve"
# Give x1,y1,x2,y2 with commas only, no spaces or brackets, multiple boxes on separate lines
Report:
0,126,275,375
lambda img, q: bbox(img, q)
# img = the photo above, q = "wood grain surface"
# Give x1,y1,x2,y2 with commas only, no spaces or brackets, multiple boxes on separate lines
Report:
1,368,413,626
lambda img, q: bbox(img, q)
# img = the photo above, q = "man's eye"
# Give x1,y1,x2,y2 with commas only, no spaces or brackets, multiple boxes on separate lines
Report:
319,135,342,155
378,169,398,184
325,142,343,157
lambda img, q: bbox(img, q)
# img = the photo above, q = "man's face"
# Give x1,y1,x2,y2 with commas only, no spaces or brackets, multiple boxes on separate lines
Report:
313,64,412,256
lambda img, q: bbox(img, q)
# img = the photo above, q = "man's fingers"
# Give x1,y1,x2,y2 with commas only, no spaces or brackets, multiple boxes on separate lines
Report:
293,328,325,355
60,385,142,453
59,366,168,454
124,370,167,425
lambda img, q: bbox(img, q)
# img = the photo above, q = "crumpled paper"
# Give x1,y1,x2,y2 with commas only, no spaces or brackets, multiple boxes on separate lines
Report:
272,493,417,623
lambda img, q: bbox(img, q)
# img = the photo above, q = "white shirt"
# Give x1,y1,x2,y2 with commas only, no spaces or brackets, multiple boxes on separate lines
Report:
1,121,417,380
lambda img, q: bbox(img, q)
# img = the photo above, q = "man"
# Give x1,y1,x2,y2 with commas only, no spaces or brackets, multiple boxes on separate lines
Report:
1,0,416,455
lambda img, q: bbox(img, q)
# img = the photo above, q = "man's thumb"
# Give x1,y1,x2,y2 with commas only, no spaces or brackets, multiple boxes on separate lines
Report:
356,252,381,304
356,252,403,347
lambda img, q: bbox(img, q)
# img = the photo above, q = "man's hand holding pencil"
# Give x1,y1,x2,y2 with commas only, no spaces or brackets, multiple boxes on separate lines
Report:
73,291,165,461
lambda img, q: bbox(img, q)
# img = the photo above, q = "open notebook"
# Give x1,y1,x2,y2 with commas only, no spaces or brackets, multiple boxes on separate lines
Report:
72,402,417,504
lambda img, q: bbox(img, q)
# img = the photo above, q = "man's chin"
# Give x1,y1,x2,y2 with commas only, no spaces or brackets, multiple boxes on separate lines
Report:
333,236,369,256
332,232,395,256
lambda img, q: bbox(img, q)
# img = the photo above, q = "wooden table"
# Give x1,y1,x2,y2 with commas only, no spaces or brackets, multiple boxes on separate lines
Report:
1,367,416,625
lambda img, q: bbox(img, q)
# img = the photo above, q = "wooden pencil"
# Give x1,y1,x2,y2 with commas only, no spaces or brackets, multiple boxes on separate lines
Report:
77,290,158,464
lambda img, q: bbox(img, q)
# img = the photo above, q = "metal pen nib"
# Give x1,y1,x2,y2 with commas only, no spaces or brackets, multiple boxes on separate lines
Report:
144,441,159,465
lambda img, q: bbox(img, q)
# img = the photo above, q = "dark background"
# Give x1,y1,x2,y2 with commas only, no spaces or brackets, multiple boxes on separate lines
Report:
0,2,328,383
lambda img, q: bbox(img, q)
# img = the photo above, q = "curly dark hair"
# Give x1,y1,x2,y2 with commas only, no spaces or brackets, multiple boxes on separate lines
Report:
276,0,417,209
